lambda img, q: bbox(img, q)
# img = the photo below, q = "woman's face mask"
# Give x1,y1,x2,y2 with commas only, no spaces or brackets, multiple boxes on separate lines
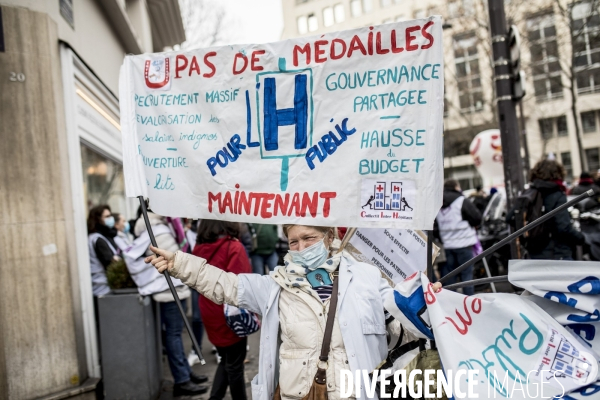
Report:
289,239,329,270
104,216,115,228
123,221,130,234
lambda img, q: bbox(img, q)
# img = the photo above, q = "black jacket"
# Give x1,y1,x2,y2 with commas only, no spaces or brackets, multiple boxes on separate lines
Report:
528,179,584,260
434,189,482,241
94,224,119,268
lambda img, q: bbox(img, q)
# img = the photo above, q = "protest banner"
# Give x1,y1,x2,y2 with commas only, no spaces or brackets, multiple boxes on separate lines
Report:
119,17,444,229
385,272,600,399
509,260,600,355
347,228,439,283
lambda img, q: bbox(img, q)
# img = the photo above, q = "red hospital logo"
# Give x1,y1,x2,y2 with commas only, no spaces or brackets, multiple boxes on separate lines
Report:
144,58,170,89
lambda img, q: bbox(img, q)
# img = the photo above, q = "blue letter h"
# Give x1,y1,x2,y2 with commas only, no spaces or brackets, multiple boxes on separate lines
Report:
263,74,308,151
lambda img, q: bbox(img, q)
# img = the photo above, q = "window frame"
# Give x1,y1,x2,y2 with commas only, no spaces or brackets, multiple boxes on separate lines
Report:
571,1,600,94
526,12,563,101
453,32,484,113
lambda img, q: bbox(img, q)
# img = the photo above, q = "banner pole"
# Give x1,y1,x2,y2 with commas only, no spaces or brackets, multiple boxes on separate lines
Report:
426,231,433,281
137,196,206,365
439,189,594,284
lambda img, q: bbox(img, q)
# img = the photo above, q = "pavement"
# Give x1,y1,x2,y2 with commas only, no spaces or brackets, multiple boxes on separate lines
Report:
158,329,260,400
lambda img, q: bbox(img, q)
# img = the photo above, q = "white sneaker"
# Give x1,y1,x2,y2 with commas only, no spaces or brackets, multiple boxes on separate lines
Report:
215,352,222,364
187,350,200,367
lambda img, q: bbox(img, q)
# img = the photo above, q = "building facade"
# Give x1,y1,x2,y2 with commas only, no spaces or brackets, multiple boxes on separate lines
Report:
0,1,184,398
281,0,600,189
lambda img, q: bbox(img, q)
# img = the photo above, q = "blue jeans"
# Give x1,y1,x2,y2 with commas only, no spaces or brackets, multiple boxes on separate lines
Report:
191,290,204,348
160,301,191,384
251,252,278,275
442,246,475,296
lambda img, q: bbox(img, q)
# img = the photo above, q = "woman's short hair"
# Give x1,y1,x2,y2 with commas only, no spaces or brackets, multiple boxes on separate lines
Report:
282,225,333,238
196,219,240,244
87,204,111,234
530,159,565,182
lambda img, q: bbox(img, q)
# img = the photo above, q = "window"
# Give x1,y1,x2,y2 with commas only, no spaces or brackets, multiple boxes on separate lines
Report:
539,118,554,139
351,0,362,17
582,110,598,132
307,13,318,31
297,15,308,34
527,13,562,101
380,0,392,7
557,115,568,136
539,115,569,138
382,18,393,24
414,9,426,19
572,2,600,94
395,15,405,21
454,33,483,112
323,7,334,27
362,0,373,13
81,145,126,214
586,148,600,171
296,0,308,4
334,3,345,22
561,152,573,179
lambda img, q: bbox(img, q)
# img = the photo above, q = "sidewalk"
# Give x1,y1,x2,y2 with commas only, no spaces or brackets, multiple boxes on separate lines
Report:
158,329,260,400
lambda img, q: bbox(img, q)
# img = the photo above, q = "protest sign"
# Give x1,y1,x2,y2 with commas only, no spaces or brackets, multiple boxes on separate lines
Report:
119,17,444,229
509,260,600,357
385,272,600,399
347,228,439,283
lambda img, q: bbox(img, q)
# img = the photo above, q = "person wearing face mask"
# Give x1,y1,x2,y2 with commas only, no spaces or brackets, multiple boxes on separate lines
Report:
113,213,132,252
145,224,442,400
87,205,120,297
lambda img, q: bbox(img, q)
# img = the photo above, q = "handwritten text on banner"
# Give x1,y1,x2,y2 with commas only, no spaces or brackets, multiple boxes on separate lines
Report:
119,17,444,228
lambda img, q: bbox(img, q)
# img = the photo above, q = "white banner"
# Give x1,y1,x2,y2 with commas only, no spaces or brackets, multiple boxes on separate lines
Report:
119,18,444,228
385,272,600,399
347,228,438,283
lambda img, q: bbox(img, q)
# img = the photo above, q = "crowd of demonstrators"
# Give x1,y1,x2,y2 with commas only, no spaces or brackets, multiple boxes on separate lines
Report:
87,205,121,297
147,223,443,400
192,220,252,400
132,211,209,397
523,159,585,260
434,179,482,295
250,223,279,274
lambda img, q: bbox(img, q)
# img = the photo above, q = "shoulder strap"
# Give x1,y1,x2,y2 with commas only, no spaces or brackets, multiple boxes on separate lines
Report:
319,271,340,362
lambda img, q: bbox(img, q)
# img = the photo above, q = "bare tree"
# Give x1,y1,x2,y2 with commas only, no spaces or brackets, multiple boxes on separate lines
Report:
178,0,233,49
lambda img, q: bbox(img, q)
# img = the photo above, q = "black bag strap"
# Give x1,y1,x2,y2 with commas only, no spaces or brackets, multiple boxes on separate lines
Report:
319,271,339,363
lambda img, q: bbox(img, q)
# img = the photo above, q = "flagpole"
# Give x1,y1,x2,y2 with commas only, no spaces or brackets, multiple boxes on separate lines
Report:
426,231,433,281
138,196,206,365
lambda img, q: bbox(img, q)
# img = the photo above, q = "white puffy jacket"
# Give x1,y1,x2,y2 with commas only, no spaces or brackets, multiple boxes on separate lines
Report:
171,251,398,399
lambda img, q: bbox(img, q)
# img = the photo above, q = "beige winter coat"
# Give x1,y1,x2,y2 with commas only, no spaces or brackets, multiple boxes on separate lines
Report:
171,251,401,399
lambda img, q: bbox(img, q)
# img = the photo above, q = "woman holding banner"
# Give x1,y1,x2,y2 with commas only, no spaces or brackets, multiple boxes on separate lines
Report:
146,224,441,400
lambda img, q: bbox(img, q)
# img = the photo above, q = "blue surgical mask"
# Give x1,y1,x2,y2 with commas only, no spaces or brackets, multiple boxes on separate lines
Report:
289,239,329,270
123,221,130,234
104,216,115,228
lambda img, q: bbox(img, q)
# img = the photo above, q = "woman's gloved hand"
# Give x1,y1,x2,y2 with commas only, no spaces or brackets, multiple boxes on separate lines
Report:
144,245,175,273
